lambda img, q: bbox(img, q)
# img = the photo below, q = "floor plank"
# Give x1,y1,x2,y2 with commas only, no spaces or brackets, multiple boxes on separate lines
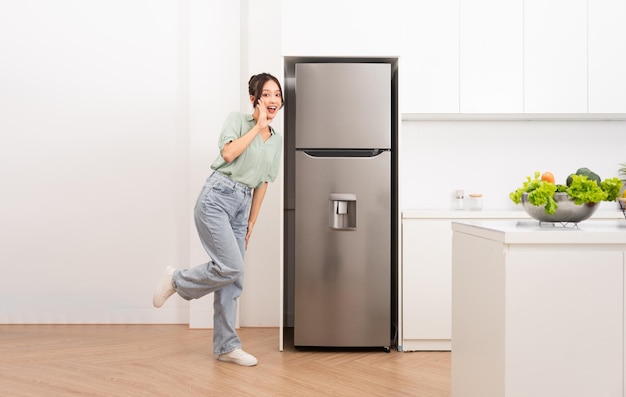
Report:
0,325,450,396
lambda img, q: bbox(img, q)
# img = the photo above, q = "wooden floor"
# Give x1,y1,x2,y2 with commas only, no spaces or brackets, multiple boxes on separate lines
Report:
0,325,450,396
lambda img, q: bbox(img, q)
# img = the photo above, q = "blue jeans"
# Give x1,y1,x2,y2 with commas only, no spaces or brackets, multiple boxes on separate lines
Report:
172,171,252,354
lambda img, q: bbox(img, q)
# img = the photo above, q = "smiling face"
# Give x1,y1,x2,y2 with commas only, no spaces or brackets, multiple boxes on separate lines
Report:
254,80,282,120
250,74,283,121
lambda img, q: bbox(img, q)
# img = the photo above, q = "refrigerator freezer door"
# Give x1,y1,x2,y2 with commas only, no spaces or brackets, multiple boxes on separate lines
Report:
295,63,391,149
294,150,391,347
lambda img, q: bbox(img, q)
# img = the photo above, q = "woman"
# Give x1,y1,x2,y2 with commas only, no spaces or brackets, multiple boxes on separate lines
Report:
152,73,283,367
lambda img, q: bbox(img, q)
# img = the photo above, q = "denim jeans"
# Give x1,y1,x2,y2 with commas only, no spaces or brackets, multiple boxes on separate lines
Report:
172,171,252,355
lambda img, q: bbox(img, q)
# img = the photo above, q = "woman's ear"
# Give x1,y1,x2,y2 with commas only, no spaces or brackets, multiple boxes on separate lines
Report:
250,95,256,105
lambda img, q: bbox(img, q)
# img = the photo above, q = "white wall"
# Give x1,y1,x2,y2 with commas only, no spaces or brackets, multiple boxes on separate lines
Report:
400,120,626,211
186,0,241,328
3,0,625,326
237,0,284,327
189,0,284,328
0,0,285,326
1,0,189,323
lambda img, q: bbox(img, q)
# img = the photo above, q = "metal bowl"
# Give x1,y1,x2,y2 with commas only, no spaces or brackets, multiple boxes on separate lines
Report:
521,192,599,223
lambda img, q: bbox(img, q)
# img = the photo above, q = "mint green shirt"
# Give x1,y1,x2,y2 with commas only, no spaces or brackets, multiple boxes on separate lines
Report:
211,112,282,189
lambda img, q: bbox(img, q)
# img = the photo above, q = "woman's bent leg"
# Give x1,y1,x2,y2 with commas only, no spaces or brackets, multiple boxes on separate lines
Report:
172,176,249,300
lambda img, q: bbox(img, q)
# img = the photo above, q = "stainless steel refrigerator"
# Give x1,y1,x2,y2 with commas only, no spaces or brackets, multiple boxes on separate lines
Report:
288,60,396,349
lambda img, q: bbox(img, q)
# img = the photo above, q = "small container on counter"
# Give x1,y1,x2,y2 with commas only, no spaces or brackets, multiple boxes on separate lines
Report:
468,193,483,211
453,189,465,210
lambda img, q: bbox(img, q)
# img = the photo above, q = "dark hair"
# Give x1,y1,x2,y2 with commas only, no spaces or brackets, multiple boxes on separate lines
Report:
248,73,284,109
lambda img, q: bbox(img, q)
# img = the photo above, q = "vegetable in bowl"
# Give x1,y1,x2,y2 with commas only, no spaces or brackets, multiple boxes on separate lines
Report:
510,169,621,215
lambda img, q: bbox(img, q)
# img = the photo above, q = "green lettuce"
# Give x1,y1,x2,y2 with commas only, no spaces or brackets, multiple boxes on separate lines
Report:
510,172,622,214
601,177,622,201
566,174,607,204
509,172,558,214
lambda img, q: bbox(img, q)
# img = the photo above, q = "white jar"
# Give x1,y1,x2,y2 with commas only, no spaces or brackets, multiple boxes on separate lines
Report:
468,193,483,211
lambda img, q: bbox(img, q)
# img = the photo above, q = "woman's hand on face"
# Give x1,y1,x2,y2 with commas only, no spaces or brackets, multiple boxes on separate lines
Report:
256,99,269,130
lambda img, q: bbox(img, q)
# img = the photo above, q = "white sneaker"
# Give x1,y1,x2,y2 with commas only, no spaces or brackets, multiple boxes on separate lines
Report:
218,348,258,367
152,266,176,308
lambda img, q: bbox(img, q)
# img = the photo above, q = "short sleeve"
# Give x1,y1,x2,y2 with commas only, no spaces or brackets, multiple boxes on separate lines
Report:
218,112,244,151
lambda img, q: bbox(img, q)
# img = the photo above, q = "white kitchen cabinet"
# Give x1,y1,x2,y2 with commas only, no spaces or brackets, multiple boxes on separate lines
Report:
451,221,626,397
402,219,453,351
459,0,523,113
400,211,625,352
399,0,459,113
588,0,626,113
281,0,402,57
281,0,626,115
400,212,529,351
524,0,587,113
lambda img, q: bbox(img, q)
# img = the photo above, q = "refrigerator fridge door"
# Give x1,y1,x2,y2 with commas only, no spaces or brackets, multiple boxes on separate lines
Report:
295,63,391,150
294,150,391,347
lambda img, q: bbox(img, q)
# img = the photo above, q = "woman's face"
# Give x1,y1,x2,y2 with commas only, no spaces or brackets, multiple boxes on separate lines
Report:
252,79,282,121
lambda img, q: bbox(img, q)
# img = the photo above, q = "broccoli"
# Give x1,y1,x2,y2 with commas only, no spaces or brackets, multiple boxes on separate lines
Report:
566,167,601,186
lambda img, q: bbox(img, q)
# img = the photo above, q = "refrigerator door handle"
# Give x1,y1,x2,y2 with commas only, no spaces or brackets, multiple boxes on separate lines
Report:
299,149,388,158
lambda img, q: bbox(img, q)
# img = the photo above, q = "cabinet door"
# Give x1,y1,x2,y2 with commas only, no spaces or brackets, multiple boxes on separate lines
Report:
400,0,459,113
402,219,452,349
524,0,587,113
460,0,523,113
281,0,401,57
588,0,626,113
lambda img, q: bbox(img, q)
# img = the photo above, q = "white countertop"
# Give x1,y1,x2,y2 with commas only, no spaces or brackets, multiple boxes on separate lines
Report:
403,210,530,219
402,209,625,220
451,219,626,245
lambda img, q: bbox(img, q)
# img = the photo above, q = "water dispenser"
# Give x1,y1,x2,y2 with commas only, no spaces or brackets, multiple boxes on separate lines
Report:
329,193,356,230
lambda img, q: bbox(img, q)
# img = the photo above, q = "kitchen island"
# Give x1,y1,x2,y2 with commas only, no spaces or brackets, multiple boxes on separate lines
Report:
451,220,626,397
